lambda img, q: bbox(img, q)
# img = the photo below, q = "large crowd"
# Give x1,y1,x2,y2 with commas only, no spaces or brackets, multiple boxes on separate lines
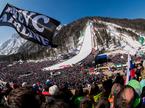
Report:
0,53,145,108
0,53,97,86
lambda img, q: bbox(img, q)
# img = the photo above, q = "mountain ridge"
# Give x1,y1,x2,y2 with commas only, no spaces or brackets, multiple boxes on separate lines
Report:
0,16,145,61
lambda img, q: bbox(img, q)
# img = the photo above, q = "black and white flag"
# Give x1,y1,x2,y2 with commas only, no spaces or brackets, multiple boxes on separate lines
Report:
0,12,51,46
2,4,60,39
0,4,61,47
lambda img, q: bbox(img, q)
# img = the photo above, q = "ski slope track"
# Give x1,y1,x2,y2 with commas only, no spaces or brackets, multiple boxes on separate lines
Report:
43,23,93,71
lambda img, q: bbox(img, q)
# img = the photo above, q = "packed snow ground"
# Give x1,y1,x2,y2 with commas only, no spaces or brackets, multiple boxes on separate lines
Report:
43,23,93,70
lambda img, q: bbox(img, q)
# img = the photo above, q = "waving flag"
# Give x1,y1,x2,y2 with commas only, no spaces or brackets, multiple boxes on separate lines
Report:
0,13,51,46
2,4,60,39
0,4,60,47
126,53,135,84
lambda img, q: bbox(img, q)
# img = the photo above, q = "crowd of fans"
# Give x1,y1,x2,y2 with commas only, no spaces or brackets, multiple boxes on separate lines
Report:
0,53,97,86
0,53,145,108
0,64,144,108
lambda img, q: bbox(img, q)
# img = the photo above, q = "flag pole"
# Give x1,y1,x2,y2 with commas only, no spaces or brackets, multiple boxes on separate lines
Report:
126,53,131,85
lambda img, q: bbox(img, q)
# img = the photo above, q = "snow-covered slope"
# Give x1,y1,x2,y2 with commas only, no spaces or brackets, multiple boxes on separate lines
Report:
0,34,27,55
95,21,143,55
0,17,145,60
43,22,93,70
43,20,145,71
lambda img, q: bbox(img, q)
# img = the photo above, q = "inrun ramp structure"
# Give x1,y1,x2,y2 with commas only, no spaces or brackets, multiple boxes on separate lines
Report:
43,22,93,71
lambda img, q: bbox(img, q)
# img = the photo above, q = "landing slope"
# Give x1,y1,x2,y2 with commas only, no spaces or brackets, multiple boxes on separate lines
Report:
43,23,93,70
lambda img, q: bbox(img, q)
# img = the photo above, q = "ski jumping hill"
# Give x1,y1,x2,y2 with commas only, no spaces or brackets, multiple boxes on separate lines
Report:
43,22,93,70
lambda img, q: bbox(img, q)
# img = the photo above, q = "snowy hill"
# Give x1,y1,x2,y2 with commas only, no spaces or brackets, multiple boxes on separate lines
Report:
0,17,145,61
43,22,93,70
0,34,26,55
94,21,143,55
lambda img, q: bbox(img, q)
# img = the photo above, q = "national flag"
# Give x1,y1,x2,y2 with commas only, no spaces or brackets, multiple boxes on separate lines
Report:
126,53,134,84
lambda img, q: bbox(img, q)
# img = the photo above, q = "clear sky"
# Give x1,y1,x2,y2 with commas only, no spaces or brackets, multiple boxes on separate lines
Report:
0,0,145,44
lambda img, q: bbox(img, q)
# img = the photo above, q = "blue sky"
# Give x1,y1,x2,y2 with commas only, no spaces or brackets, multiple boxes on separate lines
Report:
0,0,145,44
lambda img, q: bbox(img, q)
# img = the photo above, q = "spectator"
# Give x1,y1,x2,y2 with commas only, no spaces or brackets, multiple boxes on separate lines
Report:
114,85,140,108
95,97,110,108
6,87,42,108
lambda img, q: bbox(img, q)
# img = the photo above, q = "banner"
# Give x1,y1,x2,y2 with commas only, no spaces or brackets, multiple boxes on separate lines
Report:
0,12,51,46
1,4,60,40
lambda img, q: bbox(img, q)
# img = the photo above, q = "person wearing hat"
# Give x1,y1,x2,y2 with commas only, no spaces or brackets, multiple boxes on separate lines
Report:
32,83,41,94
49,85,59,96
114,85,140,108
127,79,142,107
128,79,142,96
114,79,141,108
45,79,52,88
22,82,27,87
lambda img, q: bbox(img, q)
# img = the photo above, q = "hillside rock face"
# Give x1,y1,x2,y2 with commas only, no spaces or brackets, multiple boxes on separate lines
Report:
0,34,26,55
0,17,145,61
